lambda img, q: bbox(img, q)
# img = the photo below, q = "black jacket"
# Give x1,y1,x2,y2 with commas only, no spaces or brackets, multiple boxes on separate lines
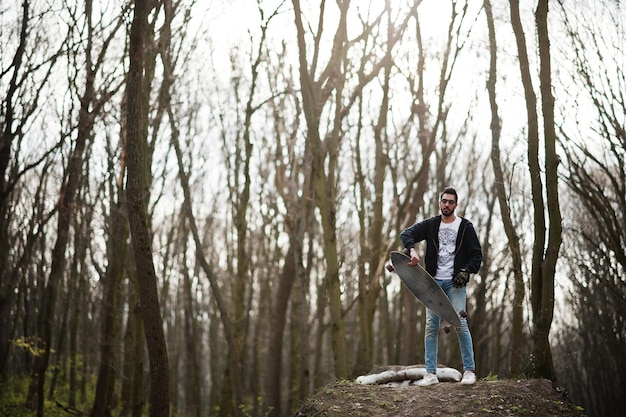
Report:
400,215,482,279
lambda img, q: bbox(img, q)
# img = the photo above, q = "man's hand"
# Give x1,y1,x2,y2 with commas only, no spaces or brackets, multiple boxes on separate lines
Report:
407,248,420,267
452,269,469,288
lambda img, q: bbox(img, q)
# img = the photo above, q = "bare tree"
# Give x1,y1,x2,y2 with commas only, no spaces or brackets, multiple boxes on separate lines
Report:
484,0,525,377
171,112,239,416
389,0,482,367
4,1,625,416
24,0,122,412
119,252,146,417
218,5,286,415
0,0,64,380
126,1,170,416
89,5,131,416
556,1,626,413
352,0,418,374
290,0,351,379
509,0,560,380
264,38,315,417
91,145,129,417
530,0,562,380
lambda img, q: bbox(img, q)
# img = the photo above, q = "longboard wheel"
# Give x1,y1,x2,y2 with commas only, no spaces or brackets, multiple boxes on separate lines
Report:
459,310,468,318
386,264,394,272
443,325,451,334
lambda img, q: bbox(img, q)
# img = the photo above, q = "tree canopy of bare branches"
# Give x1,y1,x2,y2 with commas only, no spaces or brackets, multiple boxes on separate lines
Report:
0,1,624,416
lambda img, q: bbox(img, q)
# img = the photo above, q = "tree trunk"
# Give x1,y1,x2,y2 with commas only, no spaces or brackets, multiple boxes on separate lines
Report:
290,253,312,415
471,184,496,377
48,205,78,401
25,0,95,409
400,291,419,364
119,256,147,417
312,279,327,389
265,70,315,413
126,1,170,416
354,0,418,375
485,0,525,377
531,0,561,380
509,0,547,378
50,203,90,401
170,114,241,416
92,196,129,417
0,2,29,377
291,0,349,380
68,264,84,408
265,243,298,416
182,265,202,417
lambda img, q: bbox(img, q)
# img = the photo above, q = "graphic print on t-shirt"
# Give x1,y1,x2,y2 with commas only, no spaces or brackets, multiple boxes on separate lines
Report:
435,217,461,280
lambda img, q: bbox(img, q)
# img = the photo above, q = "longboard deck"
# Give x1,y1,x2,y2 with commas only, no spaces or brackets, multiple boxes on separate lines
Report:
390,251,462,328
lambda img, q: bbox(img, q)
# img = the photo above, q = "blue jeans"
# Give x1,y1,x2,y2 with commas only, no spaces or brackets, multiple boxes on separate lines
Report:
424,279,475,374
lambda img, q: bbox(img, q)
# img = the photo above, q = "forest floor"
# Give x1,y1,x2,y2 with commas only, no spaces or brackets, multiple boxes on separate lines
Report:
294,377,587,417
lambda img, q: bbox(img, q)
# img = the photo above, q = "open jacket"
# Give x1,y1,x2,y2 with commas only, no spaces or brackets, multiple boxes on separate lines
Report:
400,215,482,279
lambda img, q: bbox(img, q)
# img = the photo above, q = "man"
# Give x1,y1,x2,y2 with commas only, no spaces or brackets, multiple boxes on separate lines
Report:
400,186,482,386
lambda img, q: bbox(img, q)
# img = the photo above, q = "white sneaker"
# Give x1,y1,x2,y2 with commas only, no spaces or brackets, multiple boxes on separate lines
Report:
418,372,439,387
460,370,476,385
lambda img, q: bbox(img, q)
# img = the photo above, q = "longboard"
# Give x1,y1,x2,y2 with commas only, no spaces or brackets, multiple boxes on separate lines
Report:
389,250,463,329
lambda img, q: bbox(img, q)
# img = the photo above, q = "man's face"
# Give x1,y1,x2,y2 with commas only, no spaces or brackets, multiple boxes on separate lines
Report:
440,193,458,217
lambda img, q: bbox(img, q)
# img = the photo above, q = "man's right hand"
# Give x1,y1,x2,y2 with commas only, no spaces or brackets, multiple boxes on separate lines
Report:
407,248,420,267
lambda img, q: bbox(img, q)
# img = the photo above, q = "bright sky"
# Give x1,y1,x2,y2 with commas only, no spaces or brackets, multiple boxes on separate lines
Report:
199,0,471,49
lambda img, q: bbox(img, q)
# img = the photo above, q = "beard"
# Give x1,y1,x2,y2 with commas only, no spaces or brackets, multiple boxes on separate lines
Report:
441,207,455,217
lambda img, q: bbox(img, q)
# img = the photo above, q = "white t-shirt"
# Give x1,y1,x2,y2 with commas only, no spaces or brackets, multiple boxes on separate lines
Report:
434,216,462,280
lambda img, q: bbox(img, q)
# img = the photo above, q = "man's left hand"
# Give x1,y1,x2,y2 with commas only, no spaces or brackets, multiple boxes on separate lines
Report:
452,269,469,288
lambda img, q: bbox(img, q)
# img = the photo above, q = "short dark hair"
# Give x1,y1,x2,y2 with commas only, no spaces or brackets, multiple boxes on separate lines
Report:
440,186,458,203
